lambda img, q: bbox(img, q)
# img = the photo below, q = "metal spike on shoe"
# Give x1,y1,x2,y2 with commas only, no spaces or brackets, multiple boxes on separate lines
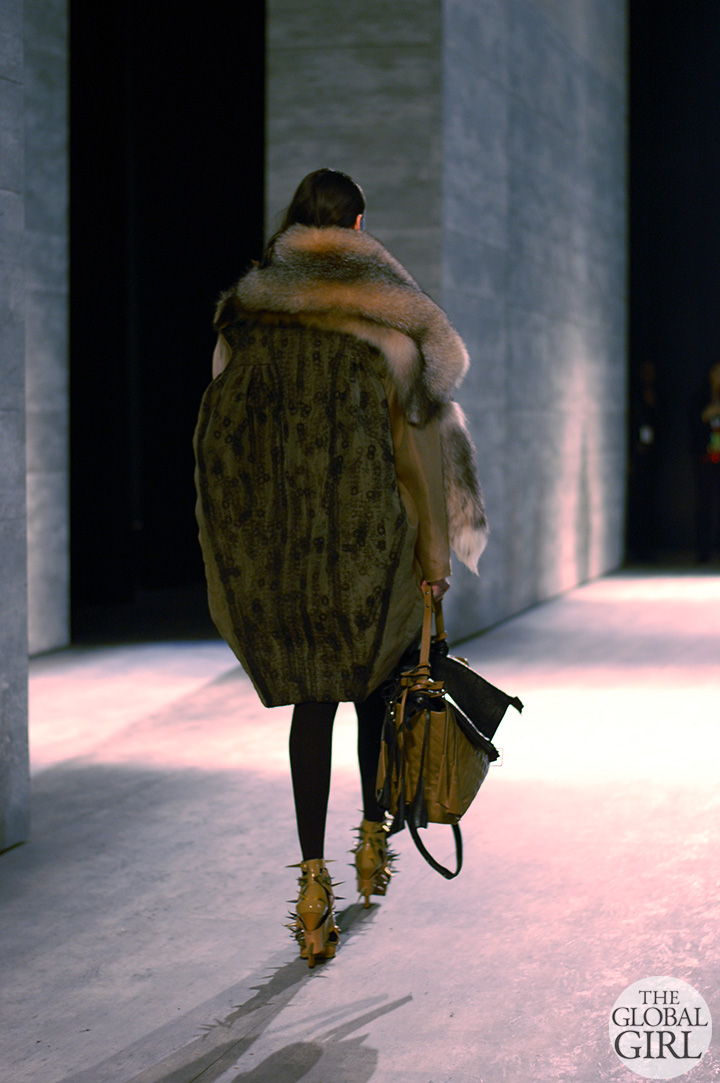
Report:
289,857,340,966
352,818,397,907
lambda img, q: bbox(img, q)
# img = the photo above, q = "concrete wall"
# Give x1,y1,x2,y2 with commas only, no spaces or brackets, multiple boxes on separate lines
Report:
442,0,627,632
0,0,30,850
24,0,69,655
266,0,627,639
266,0,443,295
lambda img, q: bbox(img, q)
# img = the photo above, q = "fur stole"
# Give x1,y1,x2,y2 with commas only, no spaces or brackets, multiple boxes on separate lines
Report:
214,225,488,571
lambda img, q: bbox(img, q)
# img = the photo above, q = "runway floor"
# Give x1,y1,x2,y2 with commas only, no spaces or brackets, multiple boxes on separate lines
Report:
2,572,719,1082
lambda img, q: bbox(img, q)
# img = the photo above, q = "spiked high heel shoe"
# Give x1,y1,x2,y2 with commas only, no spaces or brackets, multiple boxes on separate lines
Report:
289,859,340,968
352,818,395,908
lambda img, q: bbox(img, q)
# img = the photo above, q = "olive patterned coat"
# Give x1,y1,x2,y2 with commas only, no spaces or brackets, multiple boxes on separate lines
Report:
193,226,487,707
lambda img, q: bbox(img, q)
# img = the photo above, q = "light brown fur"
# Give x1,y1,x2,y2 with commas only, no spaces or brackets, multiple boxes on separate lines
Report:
214,225,488,570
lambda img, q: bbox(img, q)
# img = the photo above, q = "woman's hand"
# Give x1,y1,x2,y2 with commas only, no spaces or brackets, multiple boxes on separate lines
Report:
422,577,450,601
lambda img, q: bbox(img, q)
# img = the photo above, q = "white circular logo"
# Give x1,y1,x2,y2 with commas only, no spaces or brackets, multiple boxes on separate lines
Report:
610,977,712,1078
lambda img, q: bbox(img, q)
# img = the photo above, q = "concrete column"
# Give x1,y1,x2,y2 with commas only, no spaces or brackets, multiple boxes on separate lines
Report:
24,0,69,655
0,0,30,850
266,0,443,294
442,0,628,631
266,0,627,639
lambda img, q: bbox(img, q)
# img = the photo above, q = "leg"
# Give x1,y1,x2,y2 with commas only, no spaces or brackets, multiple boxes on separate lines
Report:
289,701,338,860
354,686,394,906
356,684,387,821
289,702,340,966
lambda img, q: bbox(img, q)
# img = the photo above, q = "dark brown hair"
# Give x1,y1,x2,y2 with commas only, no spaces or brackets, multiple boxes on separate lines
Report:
261,169,365,265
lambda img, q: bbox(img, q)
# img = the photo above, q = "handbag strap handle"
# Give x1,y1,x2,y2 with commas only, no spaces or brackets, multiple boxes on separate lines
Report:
419,583,435,668
405,586,447,694
396,585,464,879
407,818,463,879
421,586,449,653
434,597,447,643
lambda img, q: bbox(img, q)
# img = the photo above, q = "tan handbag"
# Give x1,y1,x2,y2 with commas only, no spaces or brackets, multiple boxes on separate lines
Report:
376,583,521,878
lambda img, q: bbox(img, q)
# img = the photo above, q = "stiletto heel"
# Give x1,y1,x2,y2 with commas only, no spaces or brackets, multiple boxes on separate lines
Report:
289,859,340,967
352,818,395,908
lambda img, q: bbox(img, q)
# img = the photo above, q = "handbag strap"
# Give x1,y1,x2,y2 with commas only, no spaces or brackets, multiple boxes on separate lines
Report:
406,706,464,879
400,584,437,694
389,584,463,879
419,583,434,669
407,818,463,879
421,587,449,655
434,596,447,643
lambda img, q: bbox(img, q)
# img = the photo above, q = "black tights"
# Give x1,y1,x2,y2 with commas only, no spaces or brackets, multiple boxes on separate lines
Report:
289,686,386,860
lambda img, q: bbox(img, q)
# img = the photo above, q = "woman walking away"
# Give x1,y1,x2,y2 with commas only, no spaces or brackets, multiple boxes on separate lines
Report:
193,169,487,966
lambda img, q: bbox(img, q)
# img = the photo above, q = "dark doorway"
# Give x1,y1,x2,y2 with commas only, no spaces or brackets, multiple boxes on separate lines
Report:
69,2,265,637
628,0,720,561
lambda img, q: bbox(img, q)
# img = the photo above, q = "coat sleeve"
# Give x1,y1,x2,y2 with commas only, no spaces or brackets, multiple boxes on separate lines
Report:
212,334,231,378
385,382,451,582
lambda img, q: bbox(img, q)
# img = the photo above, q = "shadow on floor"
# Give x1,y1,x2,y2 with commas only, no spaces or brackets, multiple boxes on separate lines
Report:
60,929,409,1083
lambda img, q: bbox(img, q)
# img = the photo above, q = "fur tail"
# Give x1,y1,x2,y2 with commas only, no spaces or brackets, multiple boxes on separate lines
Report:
439,402,488,573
